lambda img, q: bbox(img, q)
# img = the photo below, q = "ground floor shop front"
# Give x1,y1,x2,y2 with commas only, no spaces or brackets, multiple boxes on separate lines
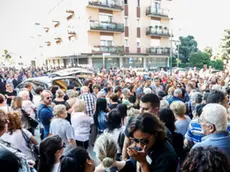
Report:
46,55,169,69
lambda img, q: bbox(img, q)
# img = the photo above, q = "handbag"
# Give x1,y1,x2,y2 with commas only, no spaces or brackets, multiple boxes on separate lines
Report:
21,109,39,128
21,129,40,160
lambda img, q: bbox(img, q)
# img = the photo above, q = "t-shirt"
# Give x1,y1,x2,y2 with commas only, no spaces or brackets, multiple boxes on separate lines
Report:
52,162,60,172
1,129,36,161
175,116,191,136
38,104,54,133
50,118,75,146
109,103,118,110
71,112,94,142
5,90,17,106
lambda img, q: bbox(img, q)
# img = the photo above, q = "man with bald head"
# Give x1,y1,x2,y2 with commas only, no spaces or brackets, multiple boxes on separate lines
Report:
38,90,54,139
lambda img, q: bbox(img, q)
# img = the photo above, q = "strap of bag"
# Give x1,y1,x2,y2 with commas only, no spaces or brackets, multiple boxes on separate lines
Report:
21,129,31,149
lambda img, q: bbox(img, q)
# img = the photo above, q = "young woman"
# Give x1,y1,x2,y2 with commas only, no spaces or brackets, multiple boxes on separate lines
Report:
53,89,66,105
38,135,66,172
4,84,17,106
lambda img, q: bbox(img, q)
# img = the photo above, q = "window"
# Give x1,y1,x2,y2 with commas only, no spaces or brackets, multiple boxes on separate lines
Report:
137,0,140,6
99,13,112,22
137,38,140,47
125,17,128,26
124,0,128,4
151,38,160,47
151,19,161,26
125,38,129,47
137,18,140,27
100,36,113,46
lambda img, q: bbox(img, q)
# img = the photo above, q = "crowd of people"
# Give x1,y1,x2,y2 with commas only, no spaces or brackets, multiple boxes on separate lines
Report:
0,65,230,172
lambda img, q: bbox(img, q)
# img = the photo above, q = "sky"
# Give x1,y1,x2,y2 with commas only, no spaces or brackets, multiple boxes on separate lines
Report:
0,0,230,59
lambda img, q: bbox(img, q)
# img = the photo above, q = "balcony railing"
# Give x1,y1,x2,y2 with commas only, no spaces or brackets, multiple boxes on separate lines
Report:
90,20,124,32
146,26,170,37
88,0,123,11
146,6,169,18
92,46,124,53
147,47,170,55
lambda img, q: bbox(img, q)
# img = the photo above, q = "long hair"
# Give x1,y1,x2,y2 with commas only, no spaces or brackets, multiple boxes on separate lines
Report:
94,98,107,126
38,135,62,172
107,110,122,132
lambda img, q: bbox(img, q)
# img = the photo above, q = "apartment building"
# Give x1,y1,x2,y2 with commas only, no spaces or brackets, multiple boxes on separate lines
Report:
37,0,172,69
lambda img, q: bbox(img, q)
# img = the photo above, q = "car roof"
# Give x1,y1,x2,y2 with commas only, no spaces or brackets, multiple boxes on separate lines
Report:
23,76,77,83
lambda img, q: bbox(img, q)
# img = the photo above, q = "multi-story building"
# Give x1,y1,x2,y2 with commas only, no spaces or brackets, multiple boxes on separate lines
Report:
37,0,172,69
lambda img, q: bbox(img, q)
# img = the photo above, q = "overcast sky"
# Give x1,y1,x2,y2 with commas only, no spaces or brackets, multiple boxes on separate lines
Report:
0,0,229,59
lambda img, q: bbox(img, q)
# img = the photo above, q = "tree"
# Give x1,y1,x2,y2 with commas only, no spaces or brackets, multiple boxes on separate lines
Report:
220,29,230,62
210,59,224,70
178,35,199,63
203,46,213,58
189,52,210,68
1,49,11,60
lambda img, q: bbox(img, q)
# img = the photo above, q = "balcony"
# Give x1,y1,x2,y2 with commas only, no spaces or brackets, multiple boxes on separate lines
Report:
146,26,170,37
92,46,124,53
147,47,170,55
90,20,124,33
146,6,169,19
88,0,123,11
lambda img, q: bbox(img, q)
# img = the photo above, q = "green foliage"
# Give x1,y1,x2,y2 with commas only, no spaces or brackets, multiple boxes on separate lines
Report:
2,49,11,60
210,59,224,70
178,35,199,63
220,29,230,61
203,46,213,57
189,52,210,68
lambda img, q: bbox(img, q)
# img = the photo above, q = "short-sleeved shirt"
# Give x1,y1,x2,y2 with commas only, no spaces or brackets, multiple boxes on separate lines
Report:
1,129,35,161
175,116,191,136
79,93,96,117
38,104,54,131
50,118,75,146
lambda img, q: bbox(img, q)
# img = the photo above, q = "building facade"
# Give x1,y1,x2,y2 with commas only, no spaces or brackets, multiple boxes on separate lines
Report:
36,0,172,69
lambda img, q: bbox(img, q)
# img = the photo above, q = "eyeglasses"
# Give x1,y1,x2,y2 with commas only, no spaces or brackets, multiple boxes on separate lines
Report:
59,142,66,149
46,97,52,100
130,137,152,145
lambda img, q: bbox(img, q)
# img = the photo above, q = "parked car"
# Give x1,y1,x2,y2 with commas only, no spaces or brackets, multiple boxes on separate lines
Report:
15,76,82,94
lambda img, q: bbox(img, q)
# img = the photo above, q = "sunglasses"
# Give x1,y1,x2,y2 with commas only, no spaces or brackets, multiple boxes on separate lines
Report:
59,142,66,149
131,137,151,145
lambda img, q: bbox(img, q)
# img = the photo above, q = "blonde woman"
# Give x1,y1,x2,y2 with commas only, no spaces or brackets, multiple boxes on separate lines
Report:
94,133,135,172
53,89,66,105
1,111,38,162
170,101,191,136
71,99,94,149
65,89,77,114
49,104,76,151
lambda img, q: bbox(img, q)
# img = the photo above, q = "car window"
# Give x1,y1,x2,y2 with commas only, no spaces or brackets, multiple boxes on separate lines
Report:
52,78,81,91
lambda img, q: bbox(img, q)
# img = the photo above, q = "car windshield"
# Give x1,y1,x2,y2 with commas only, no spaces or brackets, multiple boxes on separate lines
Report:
52,78,81,91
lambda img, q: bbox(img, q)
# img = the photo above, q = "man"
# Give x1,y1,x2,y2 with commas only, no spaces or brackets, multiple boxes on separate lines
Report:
167,88,184,105
154,77,164,93
115,86,122,103
192,104,230,160
206,89,229,109
38,90,54,139
79,86,96,117
93,84,101,97
24,82,33,102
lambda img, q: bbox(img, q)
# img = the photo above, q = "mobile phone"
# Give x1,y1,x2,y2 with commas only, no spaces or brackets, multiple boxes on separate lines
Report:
128,146,136,150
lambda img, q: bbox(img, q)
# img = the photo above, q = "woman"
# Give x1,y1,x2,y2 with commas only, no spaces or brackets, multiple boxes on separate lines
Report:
121,88,132,107
116,104,128,126
60,147,95,172
4,84,17,106
170,101,191,136
94,98,108,134
128,85,136,104
127,113,178,172
53,89,66,105
94,133,135,172
11,96,31,131
1,111,38,162
159,108,184,160
0,94,10,113
65,89,77,114
71,99,94,149
38,135,66,172
182,146,230,172
49,104,76,151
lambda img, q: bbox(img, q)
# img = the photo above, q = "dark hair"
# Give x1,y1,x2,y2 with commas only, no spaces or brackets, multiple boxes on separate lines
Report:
157,90,166,100
115,80,120,86
128,113,166,142
114,86,122,93
107,87,113,93
117,104,128,118
107,110,122,132
207,90,226,104
38,135,63,172
60,147,90,172
94,98,107,126
141,93,160,109
110,93,118,102
159,108,176,133
196,104,206,117
181,146,230,172
0,148,20,172
35,87,44,95
129,85,135,92
93,84,101,90
0,94,4,104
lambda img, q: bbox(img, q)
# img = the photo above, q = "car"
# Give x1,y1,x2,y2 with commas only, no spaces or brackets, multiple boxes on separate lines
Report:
15,76,82,95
